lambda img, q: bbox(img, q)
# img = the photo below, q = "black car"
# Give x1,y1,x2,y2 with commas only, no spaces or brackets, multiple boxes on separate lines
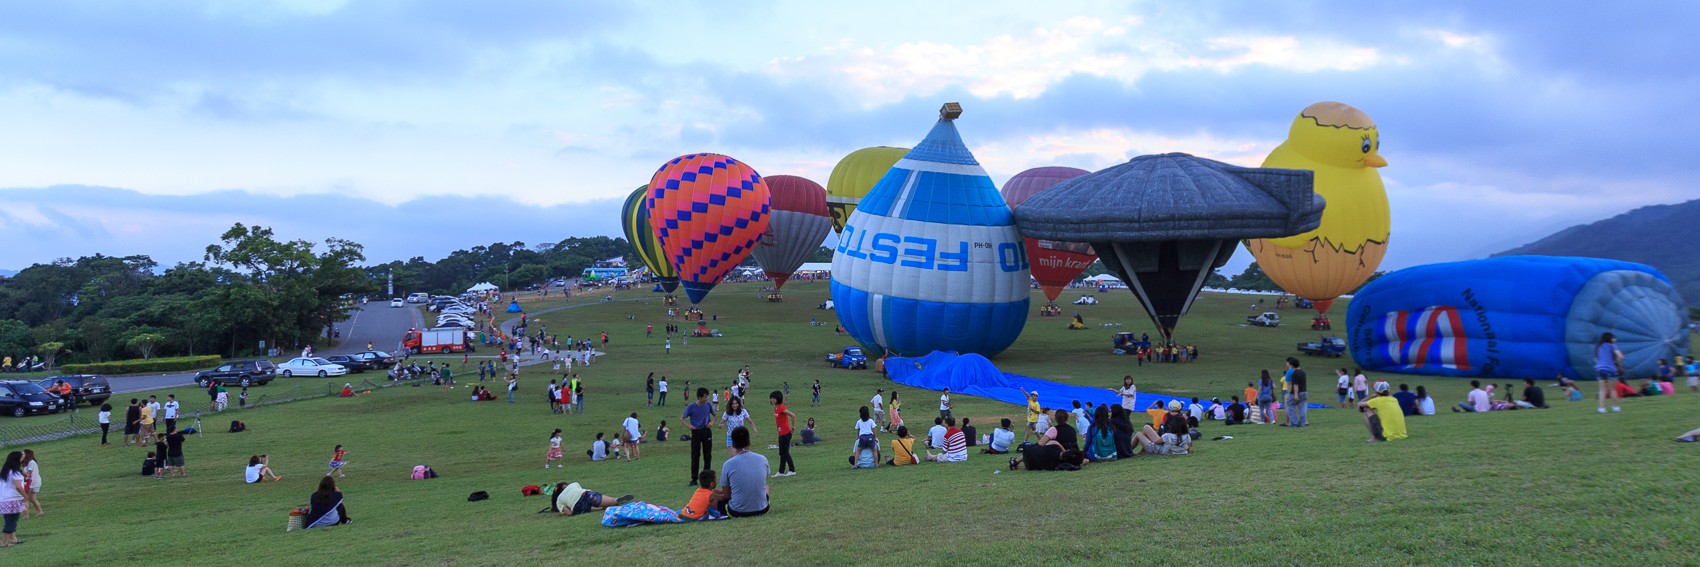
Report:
194,360,278,388
353,351,397,368
323,355,370,373
37,374,113,407
0,380,66,417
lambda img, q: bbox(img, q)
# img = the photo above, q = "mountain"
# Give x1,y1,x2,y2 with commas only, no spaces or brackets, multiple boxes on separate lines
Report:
0,269,15,278
1496,199,1700,305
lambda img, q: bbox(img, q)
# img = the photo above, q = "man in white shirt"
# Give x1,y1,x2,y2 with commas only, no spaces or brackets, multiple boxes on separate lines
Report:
984,418,1016,454
621,412,643,461
657,377,669,406
870,389,886,431
1455,381,1493,412
938,388,952,420
926,417,948,450
162,395,180,431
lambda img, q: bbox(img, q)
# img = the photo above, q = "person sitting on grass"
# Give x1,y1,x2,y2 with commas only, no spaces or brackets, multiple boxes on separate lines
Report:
716,426,770,517
655,420,671,442
679,470,727,521
1007,442,1086,471
1674,427,1700,443
1454,381,1492,413
800,418,821,445
1158,400,1191,440
340,384,356,398
1132,423,1190,455
983,418,1015,454
550,481,633,517
246,455,282,483
1044,409,1080,452
1083,405,1117,462
925,417,968,463
887,426,919,466
926,417,947,451
305,476,351,528
1517,378,1548,409
1108,407,1137,459
851,406,881,467
1392,385,1419,416
1224,396,1247,425
141,452,157,477
1358,382,1408,443
587,433,610,461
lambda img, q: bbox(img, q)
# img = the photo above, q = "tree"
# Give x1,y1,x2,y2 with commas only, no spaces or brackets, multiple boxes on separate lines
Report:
0,319,31,359
36,341,68,369
126,332,167,360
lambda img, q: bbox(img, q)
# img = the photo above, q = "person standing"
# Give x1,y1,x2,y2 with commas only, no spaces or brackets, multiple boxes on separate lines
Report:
682,388,716,486
938,388,953,421
1595,332,1624,413
1112,375,1138,415
657,376,669,406
1352,369,1368,405
1,451,26,547
811,380,821,406
124,399,142,447
506,374,518,404
870,389,886,432
1283,358,1308,427
97,404,113,445
19,450,42,517
770,391,797,477
621,413,642,461
646,374,656,407
665,339,671,355
716,426,770,517
162,395,180,433
165,427,188,478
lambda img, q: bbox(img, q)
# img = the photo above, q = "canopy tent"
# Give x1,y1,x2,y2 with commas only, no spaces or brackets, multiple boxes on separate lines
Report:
1082,274,1121,282
467,282,499,292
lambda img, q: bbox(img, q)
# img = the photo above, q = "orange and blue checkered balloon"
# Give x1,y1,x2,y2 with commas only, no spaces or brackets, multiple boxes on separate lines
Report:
646,153,772,304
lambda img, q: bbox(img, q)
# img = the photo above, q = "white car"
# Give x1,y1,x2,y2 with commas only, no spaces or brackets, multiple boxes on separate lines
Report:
389,298,404,308
278,357,350,378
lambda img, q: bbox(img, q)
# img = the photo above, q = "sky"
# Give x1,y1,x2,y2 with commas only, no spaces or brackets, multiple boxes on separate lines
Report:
1,1,1696,273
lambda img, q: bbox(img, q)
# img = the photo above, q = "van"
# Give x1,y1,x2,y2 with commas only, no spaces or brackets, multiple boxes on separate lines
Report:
407,292,430,303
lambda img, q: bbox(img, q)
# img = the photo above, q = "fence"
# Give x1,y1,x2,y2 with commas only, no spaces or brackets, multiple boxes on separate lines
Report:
0,376,406,448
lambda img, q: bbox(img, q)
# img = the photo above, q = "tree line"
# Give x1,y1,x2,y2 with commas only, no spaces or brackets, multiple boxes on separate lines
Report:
0,226,633,366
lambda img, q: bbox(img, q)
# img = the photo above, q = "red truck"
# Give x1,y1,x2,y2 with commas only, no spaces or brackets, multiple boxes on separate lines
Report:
402,327,473,354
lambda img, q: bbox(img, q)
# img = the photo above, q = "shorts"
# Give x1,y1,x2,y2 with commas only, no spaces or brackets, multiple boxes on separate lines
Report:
572,490,605,515
125,424,140,435
856,434,877,450
1337,387,1349,398
329,460,346,468
167,455,185,467
1688,376,1699,388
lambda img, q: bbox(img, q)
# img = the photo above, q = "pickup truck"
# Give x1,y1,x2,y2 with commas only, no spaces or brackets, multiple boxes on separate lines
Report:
826,347,869,369
1247,312,1281,327
1298,336,1347,357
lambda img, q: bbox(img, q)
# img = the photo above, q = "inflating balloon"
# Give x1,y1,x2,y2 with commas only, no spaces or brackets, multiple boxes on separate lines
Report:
831,103,1030,357
1245,101,1390,315
826,146,907,235
1013,153,1322,342
646,153,772,305
752,174,831,290
1002,166,1094,303
1346,256,1688,380
621,185,678,293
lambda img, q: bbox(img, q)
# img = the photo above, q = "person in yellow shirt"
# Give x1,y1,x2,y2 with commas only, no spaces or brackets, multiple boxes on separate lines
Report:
887,426,918,466
1021,390,1042,443
1359,381,1408,442
140,404,156,437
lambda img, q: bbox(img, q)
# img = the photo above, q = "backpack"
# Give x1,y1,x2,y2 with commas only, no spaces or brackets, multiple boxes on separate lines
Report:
467,491,489,502
229,420,246,433
411,465,437,480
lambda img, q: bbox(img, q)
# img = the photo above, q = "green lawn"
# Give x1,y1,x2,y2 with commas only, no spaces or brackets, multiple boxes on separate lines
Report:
3,281,1695,566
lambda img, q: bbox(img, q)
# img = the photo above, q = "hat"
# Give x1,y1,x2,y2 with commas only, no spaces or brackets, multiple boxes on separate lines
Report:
1168,400,1183,411
1373,381,1389,393
1028,391,1039,397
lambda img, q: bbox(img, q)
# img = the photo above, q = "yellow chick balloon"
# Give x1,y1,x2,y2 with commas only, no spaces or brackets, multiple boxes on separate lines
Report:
1244,101,1389,314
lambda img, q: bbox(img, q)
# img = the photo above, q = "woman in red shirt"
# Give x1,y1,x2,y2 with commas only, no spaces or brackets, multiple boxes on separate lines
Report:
769,391,797,477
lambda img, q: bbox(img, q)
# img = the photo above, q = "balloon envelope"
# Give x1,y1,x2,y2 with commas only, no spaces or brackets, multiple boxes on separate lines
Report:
830,111,1029,357
1346,256,1687,380
752,175,831,290
826,146,907,235
1002,166,1094,302
1246,102,1390,314
647,153,772,304
621,185,678,293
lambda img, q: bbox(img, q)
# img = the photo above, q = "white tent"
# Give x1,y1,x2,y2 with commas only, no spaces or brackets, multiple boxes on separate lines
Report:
1083,274,1121,282
467,282,499,292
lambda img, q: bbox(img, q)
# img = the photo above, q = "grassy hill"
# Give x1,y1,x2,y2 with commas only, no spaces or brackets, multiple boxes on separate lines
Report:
1497,199,1700,305
2,281,1695,565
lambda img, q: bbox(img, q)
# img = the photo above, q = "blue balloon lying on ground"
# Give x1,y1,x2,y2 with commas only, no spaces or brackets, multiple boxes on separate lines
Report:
1346,256,1688,380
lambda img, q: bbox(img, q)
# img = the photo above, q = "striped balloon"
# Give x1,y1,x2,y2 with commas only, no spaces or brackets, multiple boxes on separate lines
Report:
646,153,772,305
752,175,831,290
621,185,678,293
830,110,1030,357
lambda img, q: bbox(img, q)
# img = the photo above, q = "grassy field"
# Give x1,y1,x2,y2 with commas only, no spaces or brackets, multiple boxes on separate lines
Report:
3,281,1695,566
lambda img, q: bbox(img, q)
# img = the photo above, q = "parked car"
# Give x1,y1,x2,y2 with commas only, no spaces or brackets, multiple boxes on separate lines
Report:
323,355,371,373
353,351,396,369
36,374,112,407
390,298,405,308
825,347,868,369
194,360,277,388
0,380,67,417
278,357,350,378
1298,336,1348,357
1247,312,1281,327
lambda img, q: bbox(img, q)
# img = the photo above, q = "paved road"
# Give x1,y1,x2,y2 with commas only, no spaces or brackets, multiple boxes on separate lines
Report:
105,302,425,395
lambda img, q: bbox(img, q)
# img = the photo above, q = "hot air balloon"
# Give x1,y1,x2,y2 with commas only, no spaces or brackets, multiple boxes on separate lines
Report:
830,103,1030,357
1245,101,1390,316
621,185,679,293
1013,153,1323,342
1001,166,1094,304
646,153,772,305
1346,256,1687,380
752,175,831,291
826,146,907,235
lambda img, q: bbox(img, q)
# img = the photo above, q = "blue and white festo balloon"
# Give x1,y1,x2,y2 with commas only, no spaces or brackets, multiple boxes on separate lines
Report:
830,104,1030,357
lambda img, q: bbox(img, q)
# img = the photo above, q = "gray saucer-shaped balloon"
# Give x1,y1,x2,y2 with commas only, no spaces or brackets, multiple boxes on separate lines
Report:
1012,152,1323,342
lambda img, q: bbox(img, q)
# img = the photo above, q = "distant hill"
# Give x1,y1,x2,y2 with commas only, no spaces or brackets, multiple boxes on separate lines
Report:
1496,199,1699,305
0,269,14,278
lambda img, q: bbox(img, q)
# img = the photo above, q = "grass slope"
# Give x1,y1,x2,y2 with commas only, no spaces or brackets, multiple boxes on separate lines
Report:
3,281,1695,566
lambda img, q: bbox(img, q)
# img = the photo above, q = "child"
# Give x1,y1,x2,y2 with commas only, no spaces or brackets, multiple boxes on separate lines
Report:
679,469,727,520
546,429,564,469
238,387,249,409
327,444,348,478
152,433,168,479
142,451,158,477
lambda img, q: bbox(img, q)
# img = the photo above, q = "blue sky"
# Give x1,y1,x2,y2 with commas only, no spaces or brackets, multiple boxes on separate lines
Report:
1,1,1695,272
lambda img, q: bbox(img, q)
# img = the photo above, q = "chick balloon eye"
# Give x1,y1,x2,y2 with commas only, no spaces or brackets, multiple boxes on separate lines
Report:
1361,137,1372,153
